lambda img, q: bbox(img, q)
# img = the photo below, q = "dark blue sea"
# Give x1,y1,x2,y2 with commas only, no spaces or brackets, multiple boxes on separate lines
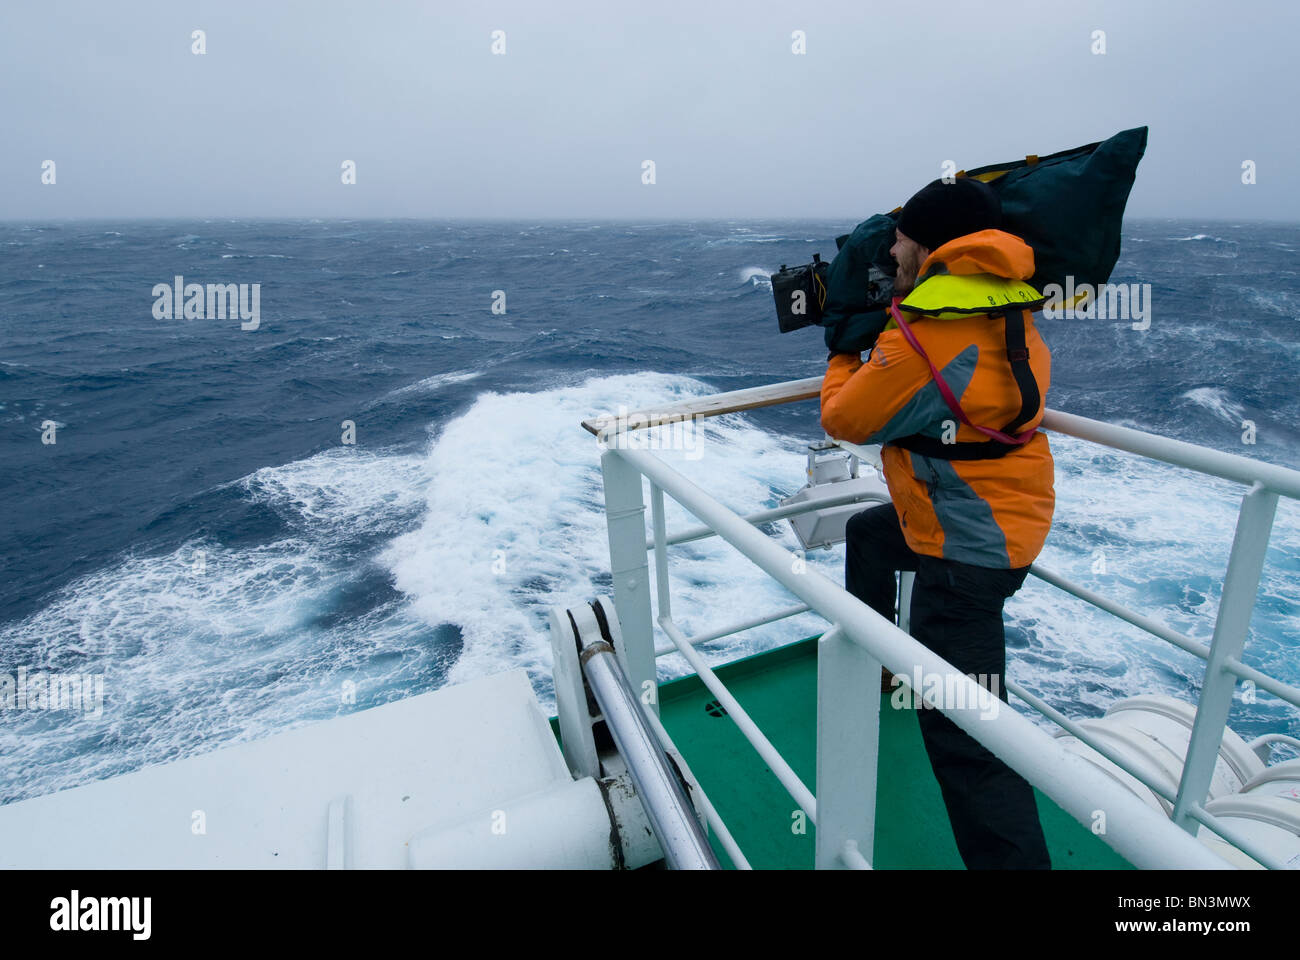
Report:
1,219,1297,804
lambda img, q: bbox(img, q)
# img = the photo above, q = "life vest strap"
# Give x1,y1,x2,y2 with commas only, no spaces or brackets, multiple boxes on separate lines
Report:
892,433,1018,461
1002,307,1040,436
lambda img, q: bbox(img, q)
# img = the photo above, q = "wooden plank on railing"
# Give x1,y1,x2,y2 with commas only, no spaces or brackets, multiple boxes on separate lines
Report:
581,376,824,436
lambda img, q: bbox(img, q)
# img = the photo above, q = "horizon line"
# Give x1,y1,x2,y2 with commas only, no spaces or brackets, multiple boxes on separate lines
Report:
2,214,1296,225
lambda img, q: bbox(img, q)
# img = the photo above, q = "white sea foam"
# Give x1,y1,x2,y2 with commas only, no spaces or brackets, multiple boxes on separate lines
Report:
3,373,1296,801
1244,289,1298,319
378,372,832,697
0,534,435,801
383,369,484,399
1180,386,1245,423
707,235,788,247
739,266,772,288
240,446,429,534
0,446,437,801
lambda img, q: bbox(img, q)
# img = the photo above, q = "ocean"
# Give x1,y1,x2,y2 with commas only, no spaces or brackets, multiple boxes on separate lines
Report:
1,218,1297,804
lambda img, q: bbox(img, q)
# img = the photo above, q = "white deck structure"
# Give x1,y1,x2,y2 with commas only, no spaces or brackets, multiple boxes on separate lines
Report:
0,670,614,869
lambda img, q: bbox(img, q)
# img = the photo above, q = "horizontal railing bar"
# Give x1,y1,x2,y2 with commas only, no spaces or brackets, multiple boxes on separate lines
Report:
1030,564,1213,661
583,375,1300,498
616,444,1228,869
642,705,752,870
653,604,815,658
658,490,1300,709
1041,409,1300,501
1222,656,1300,710
659,615,819,824
582,377,823,436
1030,565,1300,711
649,491,889,550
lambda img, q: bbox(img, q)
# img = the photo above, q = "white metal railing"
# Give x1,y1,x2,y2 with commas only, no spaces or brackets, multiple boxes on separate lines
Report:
586,378,1300,870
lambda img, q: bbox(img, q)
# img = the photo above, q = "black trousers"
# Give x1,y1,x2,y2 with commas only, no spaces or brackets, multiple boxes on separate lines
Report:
845,502,1051,870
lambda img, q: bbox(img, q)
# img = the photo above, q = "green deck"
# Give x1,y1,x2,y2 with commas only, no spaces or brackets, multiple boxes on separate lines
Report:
552,634,1132,869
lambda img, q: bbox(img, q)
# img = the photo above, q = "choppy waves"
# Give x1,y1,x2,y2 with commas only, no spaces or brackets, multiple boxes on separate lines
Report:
2,218,1298,804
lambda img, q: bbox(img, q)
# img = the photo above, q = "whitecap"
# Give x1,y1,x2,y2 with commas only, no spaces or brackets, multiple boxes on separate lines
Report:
1179,386,1245,423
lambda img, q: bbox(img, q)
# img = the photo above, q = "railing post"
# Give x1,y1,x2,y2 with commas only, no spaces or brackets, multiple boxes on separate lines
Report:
898,571,915,635
1172,482,1279,832
816,624,881,869
650,482,672,622
600,450,659,715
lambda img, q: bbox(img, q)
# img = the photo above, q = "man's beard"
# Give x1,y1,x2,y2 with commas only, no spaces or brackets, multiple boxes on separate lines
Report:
893,262,918,297
892,248,924,297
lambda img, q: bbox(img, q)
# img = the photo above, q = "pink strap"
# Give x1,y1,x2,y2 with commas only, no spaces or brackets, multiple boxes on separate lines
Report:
888,299,1034,446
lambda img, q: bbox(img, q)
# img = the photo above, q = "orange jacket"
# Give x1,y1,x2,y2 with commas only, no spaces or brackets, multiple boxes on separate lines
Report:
820,229,1054,569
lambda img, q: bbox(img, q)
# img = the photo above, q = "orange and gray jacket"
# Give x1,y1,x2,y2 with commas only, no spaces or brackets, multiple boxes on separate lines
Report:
820,228,1054,569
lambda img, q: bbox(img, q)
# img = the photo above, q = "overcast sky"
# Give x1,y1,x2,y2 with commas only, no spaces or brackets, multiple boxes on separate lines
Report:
2,0,1295,221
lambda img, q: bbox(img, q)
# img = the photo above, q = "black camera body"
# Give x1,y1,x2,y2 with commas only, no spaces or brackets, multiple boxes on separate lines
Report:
771,254,829,333
772,254,895,335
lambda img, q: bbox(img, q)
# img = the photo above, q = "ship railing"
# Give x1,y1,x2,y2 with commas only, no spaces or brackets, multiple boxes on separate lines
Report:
581,377,1300,870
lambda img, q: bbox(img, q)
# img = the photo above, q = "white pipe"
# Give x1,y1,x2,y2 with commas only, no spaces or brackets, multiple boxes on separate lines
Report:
659,616,818,824
581,644,720,870
1223,657,1300,709
641,707,753,870
653,492,889,549
652,603,814,658
1031,563,1212,661
840,840,872,870
1247,733,1300,755
1007,679,1177,804
650,482,672,621
1042,409,1300,499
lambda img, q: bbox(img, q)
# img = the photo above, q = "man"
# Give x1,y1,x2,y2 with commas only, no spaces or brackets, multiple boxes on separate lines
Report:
820,177,1054,870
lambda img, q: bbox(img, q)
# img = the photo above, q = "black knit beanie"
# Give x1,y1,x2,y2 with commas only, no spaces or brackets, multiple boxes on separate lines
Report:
896,177,1002,252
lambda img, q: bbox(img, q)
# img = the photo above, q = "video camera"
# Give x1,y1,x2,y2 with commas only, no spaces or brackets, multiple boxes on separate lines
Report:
770,255,828,333
770,254,895,334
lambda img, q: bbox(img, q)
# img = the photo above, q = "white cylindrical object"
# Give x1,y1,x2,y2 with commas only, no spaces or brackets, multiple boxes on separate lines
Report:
1053,731,1168,814
1240,759,1300,801
1052,695,1263,815
1105,695,1263,788
1199,795,1300,869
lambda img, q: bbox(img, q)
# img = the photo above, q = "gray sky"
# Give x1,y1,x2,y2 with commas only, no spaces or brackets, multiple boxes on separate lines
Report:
2,0,1296,220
